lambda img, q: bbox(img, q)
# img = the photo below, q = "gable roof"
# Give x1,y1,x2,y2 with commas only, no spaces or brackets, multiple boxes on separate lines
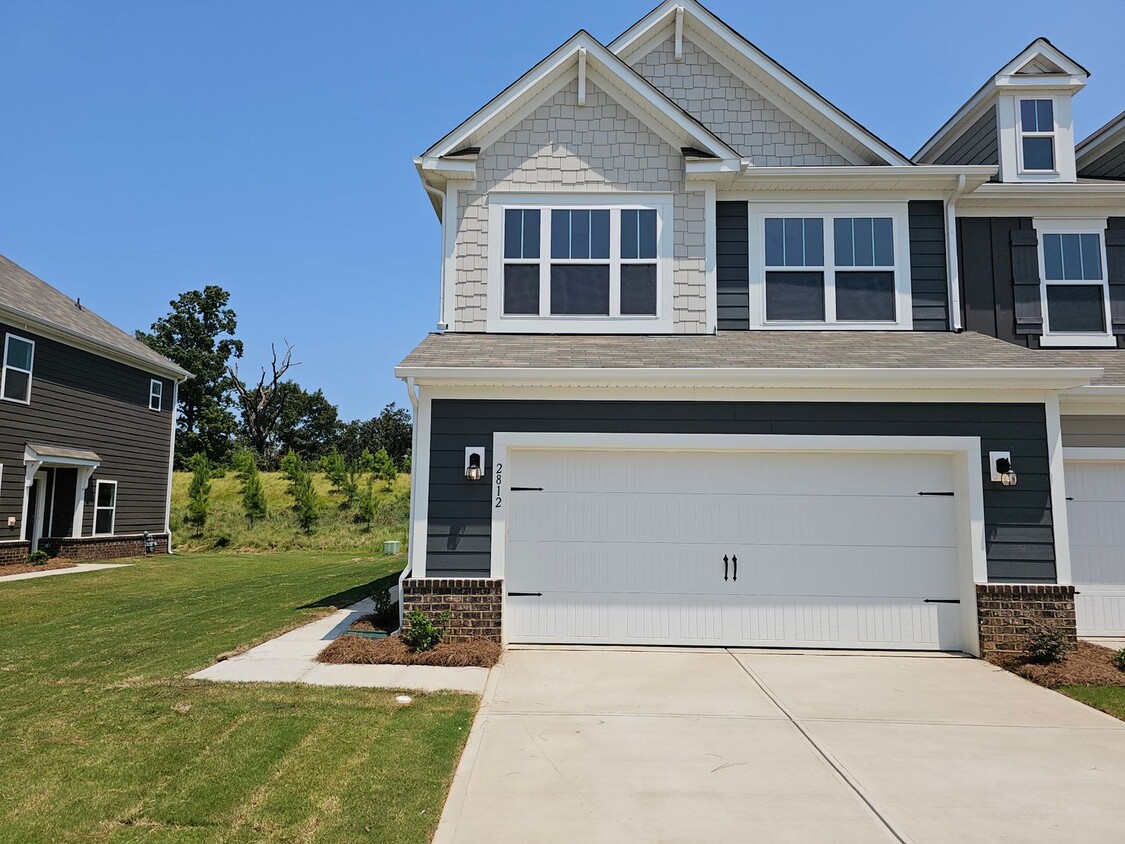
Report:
417,29,740,170
1077,110,1125,180
608,0,911,166
914,37,1089,164
0,254,190,379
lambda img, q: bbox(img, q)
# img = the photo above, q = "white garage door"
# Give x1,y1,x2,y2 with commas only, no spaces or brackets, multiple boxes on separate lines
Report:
505,449,963,650
1066,460,1125,636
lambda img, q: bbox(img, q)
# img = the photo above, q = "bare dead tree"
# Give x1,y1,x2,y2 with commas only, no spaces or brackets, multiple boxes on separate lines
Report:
229,341,300,464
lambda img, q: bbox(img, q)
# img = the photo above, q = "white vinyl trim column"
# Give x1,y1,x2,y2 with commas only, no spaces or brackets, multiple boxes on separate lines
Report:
1044,392,1073,584
408,389,433,578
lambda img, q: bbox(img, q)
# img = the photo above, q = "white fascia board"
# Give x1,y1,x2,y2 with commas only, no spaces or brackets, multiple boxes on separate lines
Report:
957,182,1125,215
719,165,995,193
0,304,190,381
609,0,911,167
1077,110,1125,168
420,30,738,165
395,365,1099,391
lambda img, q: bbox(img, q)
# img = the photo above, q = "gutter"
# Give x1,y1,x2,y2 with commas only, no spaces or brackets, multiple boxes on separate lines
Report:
394,365,1102,392
946,174,973,331
163,376,186,554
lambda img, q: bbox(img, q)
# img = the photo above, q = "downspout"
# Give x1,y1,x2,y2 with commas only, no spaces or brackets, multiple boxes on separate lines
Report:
398,375,421,630
945,174,971,331
163,377,185,554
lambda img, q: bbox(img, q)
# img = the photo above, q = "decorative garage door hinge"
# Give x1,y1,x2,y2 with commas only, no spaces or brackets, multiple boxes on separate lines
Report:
917,491,955,496
507,591,543,597
511,486,544,491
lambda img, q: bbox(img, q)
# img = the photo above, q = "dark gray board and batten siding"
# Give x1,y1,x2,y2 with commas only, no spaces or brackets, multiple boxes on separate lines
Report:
427,399,1056,583
1079,140,1125,180
0,321,174,538
715,201,949,330
958,217,1125,348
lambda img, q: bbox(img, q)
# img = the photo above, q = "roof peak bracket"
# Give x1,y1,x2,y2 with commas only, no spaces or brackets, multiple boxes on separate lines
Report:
674,6,685,62
577,47,587,106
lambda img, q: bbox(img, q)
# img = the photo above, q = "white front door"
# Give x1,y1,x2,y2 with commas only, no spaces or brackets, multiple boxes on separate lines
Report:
1065,459,1125,636
505,448,963,650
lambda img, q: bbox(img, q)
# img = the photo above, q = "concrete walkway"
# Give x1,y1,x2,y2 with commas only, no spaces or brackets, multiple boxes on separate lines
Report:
189,599,488,694
1083,636,1125,650
435,647,1125,844
0,562,131,583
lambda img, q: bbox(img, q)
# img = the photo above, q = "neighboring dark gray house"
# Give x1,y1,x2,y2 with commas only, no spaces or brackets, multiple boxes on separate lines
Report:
0,255,189,563
393,0,1125,660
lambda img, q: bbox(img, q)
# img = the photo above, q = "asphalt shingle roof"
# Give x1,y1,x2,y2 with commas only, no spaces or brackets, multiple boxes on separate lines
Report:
0,254,187,377
398,330,1102,374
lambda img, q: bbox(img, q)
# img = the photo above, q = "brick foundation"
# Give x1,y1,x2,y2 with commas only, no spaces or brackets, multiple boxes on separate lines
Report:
0,540,31,564
401,578,503,643
976,584,1077,663
39,533,169,562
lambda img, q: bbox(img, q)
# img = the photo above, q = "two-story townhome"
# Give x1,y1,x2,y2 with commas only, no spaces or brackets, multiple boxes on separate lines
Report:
395,0,1125,660
0,255,189,563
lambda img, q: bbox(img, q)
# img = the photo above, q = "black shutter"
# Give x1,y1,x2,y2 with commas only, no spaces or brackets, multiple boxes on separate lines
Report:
1011,229,1042,335
1106,227,1125,334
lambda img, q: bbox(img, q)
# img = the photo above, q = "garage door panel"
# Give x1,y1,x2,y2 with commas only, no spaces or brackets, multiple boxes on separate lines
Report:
512,450,953,498
1065,460,1125,636
506,447,963,650
1075,591,1125,636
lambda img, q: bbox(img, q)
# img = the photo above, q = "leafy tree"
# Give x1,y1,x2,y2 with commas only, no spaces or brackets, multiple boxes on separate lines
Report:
320,449,357,504
185,453,212,529
374,448,397,491
137,286,243,467
233,449,267,525
281,450,318,533
276,383,341,463
338,403,412,469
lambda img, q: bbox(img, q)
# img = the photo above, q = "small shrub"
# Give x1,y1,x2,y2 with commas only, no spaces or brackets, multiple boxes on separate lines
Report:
281,450,318,533
185,453,212,529
26,549,50,565
403,609,449,652
1114,647,1125,672
371,590,398,629
212,533,232,549
375,447,397,491
1025,623,1070,665
233,449,268,525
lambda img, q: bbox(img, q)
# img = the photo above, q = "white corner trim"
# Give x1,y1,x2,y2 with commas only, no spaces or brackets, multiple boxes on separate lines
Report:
703,183,717,333
408,391,432,579
1044,392,1073,585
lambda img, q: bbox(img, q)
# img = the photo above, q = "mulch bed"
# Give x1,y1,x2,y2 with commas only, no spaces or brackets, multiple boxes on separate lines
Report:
318,633,501,668
347,614,394,634
1010,641,1125,689
0,559,78,577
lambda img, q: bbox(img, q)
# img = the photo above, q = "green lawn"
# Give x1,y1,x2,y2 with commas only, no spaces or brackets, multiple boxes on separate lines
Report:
1062,686,1125,720
0,551,478,843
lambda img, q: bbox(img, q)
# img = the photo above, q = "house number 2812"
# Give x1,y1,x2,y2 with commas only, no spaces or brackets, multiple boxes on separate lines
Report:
494,462,503,508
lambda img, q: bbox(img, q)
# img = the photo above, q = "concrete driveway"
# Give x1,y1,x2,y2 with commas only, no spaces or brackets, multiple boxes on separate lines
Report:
434,647,1125,844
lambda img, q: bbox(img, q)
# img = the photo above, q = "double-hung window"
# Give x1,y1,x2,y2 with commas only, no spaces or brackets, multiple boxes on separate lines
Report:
93,480,117,536
491,196,670,331
2,334,35,404
1019,99,1056,173
1036,221,1112,347
754,205,907,328
149,379,163,411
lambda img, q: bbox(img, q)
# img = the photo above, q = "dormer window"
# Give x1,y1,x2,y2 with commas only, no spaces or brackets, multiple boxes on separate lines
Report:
488,195,672,332
1019,99,1056,172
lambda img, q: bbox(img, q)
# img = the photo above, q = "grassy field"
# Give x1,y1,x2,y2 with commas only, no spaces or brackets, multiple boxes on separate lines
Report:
0,551,477,843
170,471,411,553
1062,686,1125,720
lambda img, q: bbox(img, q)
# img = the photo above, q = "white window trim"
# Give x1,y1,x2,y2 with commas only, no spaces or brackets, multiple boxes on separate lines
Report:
486,193,674,333
1,333,35,405
149,379,163,411
1034,217,1114,348
92,479,117,537
748,202,913,330
1016,96,1059,176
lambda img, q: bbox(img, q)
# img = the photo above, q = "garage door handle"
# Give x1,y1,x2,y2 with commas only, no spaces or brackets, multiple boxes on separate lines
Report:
723,555,729,581
732,555,737,582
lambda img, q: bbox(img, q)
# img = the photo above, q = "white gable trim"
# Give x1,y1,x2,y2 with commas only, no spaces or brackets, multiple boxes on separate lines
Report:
915,38,1088,164
419,30,740,169
610,0,911,166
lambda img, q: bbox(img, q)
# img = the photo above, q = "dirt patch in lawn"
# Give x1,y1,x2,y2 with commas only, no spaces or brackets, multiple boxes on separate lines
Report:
0,559,78,577
318,633,501,668
1012,641,1125,689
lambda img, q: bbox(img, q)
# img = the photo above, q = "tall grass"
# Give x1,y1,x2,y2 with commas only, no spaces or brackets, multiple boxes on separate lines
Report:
170,470,411,552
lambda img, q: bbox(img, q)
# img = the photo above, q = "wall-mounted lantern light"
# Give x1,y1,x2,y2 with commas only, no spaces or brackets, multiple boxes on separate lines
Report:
989,451,1018,487
464,447,485,481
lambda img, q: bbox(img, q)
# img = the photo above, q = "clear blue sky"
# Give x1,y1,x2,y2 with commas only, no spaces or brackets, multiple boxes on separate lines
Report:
2,1,1123,420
